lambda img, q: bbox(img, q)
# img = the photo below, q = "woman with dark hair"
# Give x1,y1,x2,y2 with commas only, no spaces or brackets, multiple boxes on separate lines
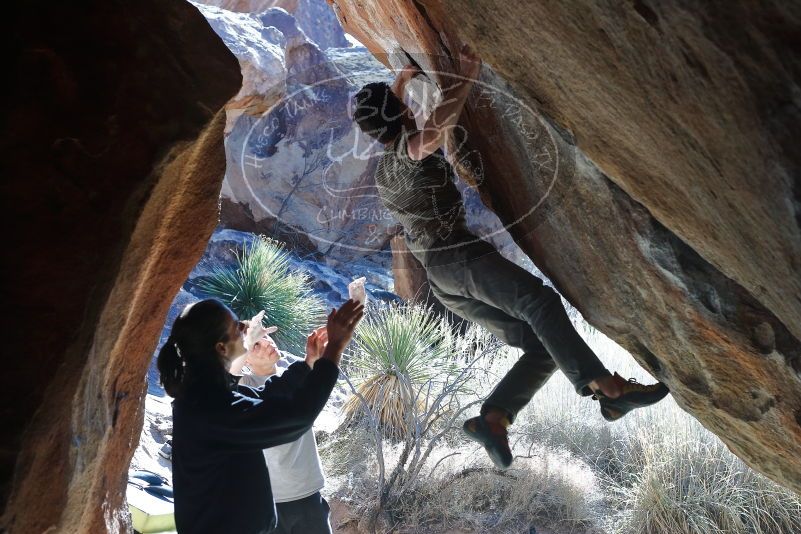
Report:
157,298,363,534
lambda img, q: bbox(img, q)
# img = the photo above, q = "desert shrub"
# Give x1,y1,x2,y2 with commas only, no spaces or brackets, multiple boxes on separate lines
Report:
325,292,801,534
341,302,459,440
510,326,801,534
606,423,801,534
196,236,324,354
322,437,604,534
396,448,604,534
334,318,504,532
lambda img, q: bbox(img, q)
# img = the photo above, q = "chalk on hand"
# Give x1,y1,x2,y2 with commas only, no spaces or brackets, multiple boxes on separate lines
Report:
243,310,278,351
348,277,367,305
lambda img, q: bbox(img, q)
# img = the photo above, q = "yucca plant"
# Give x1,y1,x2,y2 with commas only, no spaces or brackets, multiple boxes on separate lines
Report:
196,236,325,354
342,303,458,440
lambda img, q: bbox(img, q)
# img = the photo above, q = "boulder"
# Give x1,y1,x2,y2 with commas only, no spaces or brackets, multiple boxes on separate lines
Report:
198,3,288,128
0,0,240,531
328,0,801,493
198,0,350,50
200,3,397,262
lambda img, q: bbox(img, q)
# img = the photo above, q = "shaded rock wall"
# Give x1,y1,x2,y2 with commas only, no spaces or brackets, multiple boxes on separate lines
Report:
329,0,801,492
0,1,241,531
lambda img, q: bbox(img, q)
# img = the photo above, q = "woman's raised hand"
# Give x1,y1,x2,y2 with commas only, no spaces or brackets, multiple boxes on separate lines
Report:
321,299,364,366
304,326,328,368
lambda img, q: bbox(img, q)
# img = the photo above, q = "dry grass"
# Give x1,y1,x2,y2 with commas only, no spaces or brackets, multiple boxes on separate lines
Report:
341,374,426,441
605,421,801,534
394,446,603,534
512,319,801,534
322,432,604,534
323,306,801,533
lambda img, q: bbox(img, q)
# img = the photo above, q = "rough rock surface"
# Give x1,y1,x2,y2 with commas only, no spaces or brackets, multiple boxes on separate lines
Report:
198,0,349,50
198,3,288,127
289,0,351,50
329,0,801,493
390,236,441,310
0,1,241,531
198,3,397,262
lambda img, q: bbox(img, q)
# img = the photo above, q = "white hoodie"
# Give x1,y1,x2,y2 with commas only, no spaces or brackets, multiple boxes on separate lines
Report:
239,370,325,502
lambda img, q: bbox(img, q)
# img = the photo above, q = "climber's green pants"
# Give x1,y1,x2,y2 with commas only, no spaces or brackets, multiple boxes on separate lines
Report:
414,231,611,423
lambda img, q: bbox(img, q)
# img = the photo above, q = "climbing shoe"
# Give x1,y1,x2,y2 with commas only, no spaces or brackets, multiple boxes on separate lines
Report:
462,415,513,469
593,373,670,422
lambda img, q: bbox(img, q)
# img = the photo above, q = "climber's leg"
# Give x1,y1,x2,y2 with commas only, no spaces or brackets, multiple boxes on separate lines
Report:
429,284,557,422
425,238,610,396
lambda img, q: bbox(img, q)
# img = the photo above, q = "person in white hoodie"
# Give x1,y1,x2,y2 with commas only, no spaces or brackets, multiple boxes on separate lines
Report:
236,325,332,534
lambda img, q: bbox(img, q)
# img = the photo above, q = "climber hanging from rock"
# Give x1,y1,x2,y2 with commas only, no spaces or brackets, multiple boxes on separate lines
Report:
351,44,669,469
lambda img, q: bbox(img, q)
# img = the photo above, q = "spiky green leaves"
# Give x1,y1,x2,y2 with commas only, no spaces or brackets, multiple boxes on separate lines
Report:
197,236,325,354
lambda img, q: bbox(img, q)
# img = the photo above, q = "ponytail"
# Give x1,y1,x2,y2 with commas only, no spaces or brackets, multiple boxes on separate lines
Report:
156,299,234,399
157,335,184,398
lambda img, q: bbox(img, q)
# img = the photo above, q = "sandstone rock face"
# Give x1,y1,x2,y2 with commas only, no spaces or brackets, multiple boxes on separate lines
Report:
389,236,449,317
199,3,398,262
1,1,240,531
330,0,801,492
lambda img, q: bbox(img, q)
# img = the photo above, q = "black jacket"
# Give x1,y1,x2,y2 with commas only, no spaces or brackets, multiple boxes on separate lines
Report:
171,359,338,534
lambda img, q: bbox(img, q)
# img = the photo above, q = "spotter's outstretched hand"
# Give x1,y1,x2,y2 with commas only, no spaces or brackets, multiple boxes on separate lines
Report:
321,299,364,366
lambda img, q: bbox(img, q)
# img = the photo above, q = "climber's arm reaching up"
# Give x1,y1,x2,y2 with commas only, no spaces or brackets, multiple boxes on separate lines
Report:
391,63,422,100
406,45,481,161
